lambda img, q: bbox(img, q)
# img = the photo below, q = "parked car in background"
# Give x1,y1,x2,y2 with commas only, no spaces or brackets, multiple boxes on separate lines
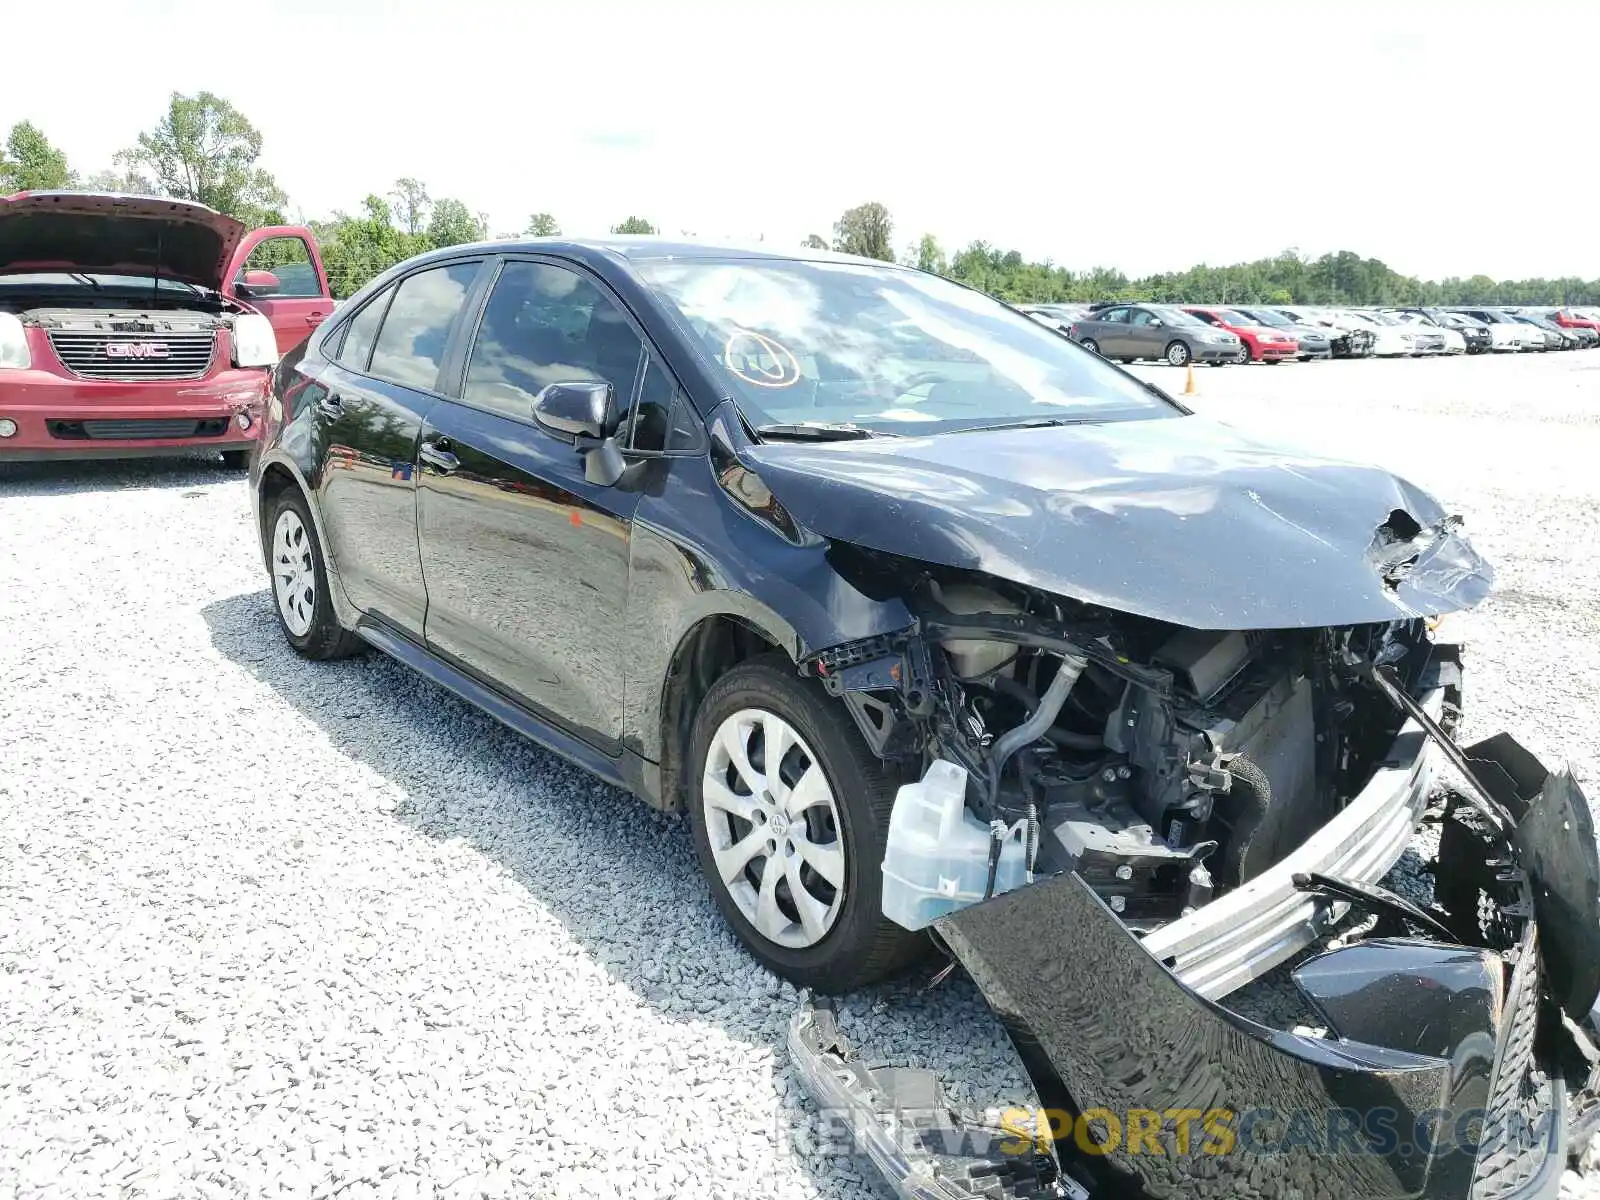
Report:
1426,309,1493,354
1448,308,1530,351
1509,312,1580,350
1275,306,1375,357
1541,307,1600,337
1182,305,1297,363
0,191,329,465
1069,303,1240,366
1019,303,1090,333
1228,306,1332,360
1383,310,1466,354
1325,310,1420,357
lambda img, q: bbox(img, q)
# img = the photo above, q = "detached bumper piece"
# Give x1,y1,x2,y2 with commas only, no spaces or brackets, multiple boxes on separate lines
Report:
789,999,1082,1200
792,730,1595,1199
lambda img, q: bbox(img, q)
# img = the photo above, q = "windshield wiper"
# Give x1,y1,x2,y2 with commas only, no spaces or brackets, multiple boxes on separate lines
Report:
754,423,894,441
69,273,103,290
951,416,1092,434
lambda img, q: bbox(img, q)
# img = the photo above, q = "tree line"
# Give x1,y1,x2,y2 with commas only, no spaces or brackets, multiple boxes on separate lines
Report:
4,97,1598,307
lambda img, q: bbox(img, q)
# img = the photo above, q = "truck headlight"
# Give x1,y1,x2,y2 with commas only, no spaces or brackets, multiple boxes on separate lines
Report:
232,314,278,368
0,313,31,370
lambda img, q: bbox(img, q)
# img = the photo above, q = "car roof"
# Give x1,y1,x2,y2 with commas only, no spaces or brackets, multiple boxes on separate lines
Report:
403,234,901,270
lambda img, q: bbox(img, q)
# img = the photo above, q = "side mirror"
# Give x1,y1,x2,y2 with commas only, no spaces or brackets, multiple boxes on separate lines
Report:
533,381,627,487
237,269,281,296
533,381,616,440
1148,318,1164,328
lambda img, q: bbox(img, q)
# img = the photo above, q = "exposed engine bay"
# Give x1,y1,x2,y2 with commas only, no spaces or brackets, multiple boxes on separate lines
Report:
803,555,1436,931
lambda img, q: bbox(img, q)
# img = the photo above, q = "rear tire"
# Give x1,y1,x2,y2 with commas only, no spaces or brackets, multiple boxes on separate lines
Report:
265,490,364,661
687,656,924,992
220,449,251,469
1079,337,1100,356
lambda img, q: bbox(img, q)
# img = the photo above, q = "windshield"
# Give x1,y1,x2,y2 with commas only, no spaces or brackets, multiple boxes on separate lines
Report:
639,258,1178,433
1147,306,1205,327
1243,308,1291,327
1215,309,1256,326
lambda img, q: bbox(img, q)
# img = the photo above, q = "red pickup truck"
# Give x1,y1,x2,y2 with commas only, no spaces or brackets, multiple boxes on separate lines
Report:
0,191,332,465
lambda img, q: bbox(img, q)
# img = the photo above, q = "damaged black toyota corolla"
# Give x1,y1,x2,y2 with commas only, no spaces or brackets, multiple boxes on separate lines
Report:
252,240,1600,1199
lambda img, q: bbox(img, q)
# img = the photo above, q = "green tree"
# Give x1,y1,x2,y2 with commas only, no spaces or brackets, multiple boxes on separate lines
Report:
389,178,430,236
525,212,560,236
82,166,155,194
0,121,75,191
426,197,486,247
911,233,947,274
832,202,893,261
317,195,431,298
116,92,286,225
801,233,829,250
611,216,657,234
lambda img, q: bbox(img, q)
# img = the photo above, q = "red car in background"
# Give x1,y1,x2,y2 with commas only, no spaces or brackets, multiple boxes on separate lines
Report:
1548,308,1600,336
1183,305,1299,363
0,192,332,465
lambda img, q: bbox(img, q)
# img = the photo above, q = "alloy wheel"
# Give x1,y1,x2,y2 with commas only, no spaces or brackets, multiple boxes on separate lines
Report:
701,708,846,949
272,508,316,637
1167,341,1191,367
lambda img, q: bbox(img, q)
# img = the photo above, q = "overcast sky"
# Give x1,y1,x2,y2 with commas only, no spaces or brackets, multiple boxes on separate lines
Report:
6,0,1596,281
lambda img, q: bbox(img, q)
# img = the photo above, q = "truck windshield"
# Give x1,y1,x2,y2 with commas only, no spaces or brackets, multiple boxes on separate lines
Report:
640,258,1179,434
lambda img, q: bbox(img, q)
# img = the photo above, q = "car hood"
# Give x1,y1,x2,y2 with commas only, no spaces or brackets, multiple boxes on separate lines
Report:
744,414,1493,629
0,192,245,288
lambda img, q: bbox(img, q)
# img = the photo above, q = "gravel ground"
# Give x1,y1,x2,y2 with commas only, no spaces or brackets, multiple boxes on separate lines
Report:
2,350,1597,1198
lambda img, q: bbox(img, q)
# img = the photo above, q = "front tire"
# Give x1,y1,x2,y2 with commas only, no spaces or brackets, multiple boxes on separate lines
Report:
688,656,922,992
265,491,364,661
1165,340,1191,367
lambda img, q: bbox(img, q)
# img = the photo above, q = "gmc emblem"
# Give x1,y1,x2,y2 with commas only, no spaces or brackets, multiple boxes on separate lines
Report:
106,342,171,359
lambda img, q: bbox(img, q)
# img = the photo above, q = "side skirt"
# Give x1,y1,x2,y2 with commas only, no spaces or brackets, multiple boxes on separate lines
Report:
354,620,665,808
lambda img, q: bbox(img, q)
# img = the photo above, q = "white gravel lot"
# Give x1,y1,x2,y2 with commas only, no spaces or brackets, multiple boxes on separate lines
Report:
2,350,1597,1198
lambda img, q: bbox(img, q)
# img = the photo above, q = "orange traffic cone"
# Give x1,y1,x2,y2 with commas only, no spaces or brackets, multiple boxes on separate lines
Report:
1182,362,1197,396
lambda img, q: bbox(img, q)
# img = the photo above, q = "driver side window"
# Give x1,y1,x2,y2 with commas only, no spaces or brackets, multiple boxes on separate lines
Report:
1130,309,1158,327
463,261,645,423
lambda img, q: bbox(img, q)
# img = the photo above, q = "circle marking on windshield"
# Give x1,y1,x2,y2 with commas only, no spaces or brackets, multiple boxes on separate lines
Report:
724,329,802,388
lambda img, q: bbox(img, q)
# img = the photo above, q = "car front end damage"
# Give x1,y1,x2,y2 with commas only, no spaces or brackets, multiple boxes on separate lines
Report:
776,551,1596,1199
787,598,1597,1196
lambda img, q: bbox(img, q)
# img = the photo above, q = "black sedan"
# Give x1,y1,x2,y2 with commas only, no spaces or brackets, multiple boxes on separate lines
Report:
249,238,1593,1200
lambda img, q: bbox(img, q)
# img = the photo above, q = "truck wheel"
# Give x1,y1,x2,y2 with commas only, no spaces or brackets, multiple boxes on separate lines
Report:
688,656,923,992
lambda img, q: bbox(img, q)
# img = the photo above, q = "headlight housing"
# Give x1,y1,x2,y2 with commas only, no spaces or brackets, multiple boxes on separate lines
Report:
0,313,31,370
232,314,278,368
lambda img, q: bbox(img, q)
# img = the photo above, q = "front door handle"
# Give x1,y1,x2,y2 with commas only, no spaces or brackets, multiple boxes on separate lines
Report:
419,440,459,474
316,393,344,420
306,312,326,324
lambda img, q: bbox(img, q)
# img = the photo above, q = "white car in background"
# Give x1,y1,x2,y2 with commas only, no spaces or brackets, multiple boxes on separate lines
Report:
1384,310,1466,354
1448,308,1529,351
1329,310,1418,356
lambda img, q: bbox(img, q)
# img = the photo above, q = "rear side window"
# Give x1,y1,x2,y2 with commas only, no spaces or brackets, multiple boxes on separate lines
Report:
335,288,392,371
369,262,481,390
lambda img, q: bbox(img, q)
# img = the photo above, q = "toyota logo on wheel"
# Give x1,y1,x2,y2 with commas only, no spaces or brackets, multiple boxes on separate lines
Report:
106,342,171,359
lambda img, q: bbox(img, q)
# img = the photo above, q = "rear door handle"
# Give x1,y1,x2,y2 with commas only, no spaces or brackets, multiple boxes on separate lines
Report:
419,439,459,474
316,393,344,420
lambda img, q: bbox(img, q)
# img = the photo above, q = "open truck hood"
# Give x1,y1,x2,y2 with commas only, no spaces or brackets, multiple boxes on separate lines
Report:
744,414,1493,631
0,192,245,289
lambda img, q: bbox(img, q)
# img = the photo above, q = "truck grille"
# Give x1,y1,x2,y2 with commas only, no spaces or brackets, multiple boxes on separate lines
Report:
47,330,217,381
